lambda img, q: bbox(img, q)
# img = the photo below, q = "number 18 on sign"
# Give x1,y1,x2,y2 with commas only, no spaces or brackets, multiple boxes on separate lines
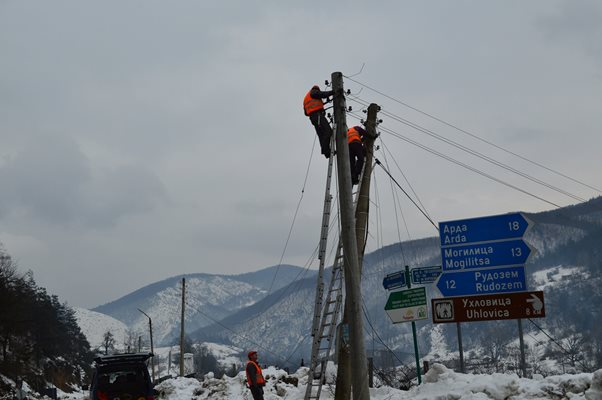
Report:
439,213,531,246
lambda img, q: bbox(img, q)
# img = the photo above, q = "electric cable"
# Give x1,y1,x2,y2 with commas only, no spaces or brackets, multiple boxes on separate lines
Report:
379,138,409,265
380,139,434,224
379,125,562,208
374,155,440,230
349,94,586,204
377,104,585,203
347,111,432,221
344,75,602,194
372,167,387,276
527,318,593,372
266,135,318,296
360,299,413,380
184,299,297,368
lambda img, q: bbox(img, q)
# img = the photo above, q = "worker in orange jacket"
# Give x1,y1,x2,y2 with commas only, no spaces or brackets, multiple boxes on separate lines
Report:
348,125,367,185
246,351,266,400
303,85,334,158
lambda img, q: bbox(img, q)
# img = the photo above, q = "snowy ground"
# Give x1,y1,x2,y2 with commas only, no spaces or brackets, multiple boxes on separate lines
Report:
153,363,602,400
5,363,601,400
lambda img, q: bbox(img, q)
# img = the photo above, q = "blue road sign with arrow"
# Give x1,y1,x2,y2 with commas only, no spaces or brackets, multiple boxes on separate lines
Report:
383,271,406,290
411,265,442,285
436,265,527,297
439,213,532,247
441,239,533,271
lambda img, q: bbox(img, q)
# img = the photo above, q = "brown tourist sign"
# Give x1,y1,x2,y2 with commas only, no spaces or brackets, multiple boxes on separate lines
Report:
432,290,545,323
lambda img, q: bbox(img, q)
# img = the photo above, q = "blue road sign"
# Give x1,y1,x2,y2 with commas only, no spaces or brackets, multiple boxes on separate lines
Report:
439,213,532,247
383,271,406,290
435,265,526,297
441,239,532,271
411,265,442,285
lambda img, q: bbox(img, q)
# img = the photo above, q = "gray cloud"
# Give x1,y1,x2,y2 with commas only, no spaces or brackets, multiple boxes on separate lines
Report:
0,133,166,228
537,1,602,65
0,1,600,307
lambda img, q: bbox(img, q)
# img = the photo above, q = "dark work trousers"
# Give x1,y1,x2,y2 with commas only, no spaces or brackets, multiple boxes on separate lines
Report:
309,111,333,158
249,385,264,400
349,140,365,184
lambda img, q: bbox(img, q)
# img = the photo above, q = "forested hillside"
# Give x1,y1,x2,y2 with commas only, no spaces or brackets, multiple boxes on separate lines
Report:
0,248,94,393
190,197,602,374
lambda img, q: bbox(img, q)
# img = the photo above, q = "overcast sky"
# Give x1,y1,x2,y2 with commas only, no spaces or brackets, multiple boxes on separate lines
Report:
1,1,601,308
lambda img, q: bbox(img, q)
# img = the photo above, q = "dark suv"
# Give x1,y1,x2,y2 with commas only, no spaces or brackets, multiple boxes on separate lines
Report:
88,353,156,400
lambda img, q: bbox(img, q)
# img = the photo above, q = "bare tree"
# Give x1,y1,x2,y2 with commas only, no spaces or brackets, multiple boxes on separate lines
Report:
102,331,116,355
123,329,141,353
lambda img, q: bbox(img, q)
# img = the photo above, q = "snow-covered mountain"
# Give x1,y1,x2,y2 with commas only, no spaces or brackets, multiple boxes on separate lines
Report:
82,197,602,371
91,265,310,345
190,197,602,368
74,307,128,351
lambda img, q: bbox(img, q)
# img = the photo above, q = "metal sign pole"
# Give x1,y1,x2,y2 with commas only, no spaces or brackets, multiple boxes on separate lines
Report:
456,322,465,373
518,319,527,377
405,265,422,384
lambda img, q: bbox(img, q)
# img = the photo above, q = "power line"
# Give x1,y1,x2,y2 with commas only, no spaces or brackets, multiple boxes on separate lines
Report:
380,139,434,224
267,135,318,295
376,103,585,203
344,75,602,194
373,156,440,230
360,299,413,380
349,94,585,204
379,125,562,208
183,300,298,368
527,318,593,372
378,140,410,265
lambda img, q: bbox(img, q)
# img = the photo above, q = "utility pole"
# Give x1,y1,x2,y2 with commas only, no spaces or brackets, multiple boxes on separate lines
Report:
138,308,156,382
335,101,379,400
355,103,379,258
180,277,186,377
331,71,370,400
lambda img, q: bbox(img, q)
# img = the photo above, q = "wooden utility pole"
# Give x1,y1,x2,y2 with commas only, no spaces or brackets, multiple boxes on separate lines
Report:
355,103,380,257
335,102,379,400
331,71,370,400
180,277,186,377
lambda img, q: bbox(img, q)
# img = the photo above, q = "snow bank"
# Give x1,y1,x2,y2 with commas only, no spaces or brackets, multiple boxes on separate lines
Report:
6,363,599,400
151,363,598,400
413,363,598,400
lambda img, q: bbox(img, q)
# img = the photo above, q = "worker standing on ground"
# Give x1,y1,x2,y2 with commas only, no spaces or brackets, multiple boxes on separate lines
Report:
245,351,266,400
348,125,367,185
303,85,334,158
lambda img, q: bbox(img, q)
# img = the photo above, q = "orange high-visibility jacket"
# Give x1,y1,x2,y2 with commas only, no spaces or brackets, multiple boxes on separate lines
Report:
246,360,266,387
303,89,325,116
347,126,362,144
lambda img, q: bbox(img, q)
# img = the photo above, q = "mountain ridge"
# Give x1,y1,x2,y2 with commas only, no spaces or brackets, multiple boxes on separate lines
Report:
85,197,602,369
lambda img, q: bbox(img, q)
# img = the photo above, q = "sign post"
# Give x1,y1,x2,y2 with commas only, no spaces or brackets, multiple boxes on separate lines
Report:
435,212,537,377
382,266,426,384
406,266,422,385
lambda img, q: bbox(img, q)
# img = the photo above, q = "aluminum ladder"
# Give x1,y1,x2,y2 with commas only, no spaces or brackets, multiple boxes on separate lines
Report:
304,243,344,400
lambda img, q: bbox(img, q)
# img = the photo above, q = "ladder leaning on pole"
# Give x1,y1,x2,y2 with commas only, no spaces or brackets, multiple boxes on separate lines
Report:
305,157,366,399
305,242,344,400
305,184,363,400
309,144,336,346
305,129,341,400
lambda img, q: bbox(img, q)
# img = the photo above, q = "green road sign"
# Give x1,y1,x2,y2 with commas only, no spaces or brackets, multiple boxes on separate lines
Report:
384,287,428,323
